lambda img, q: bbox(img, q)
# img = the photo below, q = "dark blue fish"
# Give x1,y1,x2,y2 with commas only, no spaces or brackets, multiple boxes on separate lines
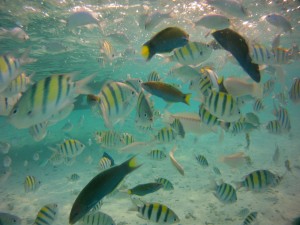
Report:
212,29,261,83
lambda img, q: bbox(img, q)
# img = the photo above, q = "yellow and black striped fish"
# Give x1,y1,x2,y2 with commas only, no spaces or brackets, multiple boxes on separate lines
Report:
167,41,212,66
98,81,138,128
1,72,33,97
147,71,161,82
253,98,264,112
155,177,174,190
242,212,258,225
120,132,135,145
203,90,241,122
57,139,85,158
81,211,115,225
33,203,58,225
8,73,94,129
98,152,114,170
29,121,48,142
170,118,185,138
94,130,124,149
154,127,177,143
289,78,300,104
263,79,275,97
236,169,282,191
273,105,291,132
266,120,282,134
134,200,180,224
214,182,237,204
24,175,41,193
148,149,167,160
195,154,209,167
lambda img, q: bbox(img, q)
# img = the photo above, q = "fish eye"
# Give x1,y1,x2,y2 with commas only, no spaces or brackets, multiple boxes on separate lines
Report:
12,108,18,114
132,91,135,95
27,110,32,116
144,113,147,118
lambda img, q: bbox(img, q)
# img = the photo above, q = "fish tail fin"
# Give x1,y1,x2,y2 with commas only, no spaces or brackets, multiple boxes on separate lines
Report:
184,93,192,105
123,155,142,173
141,45,151,61
76,73,97,95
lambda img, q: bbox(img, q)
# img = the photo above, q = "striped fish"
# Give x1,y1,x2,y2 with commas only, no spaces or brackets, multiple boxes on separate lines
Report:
213,166,221,176
236,169,282,191
94,130,124,149
266,120,282,134
98,152,114,170
147,71,161,82
155,178,174,190
33,203,58,225
170,118,185,138
48,152,64,166
198,104,230,131
253,98,264,112
99,40,115,62
81,211,115,225
1,72,33,97
250,44,292,65
273,105,291,132
214,182,237,204
8,73,94,129
203,90,241,122
167,41,212,66
154,127,177,143
242,212,258,225
57,139,85,158
24,175,41,193
69,173,80,181
29,121,48,142
263,79,275,97
120,132,135,145
149,150,167,160
230,119,257,135
135,90,154,127
0,93,21,116
289,78,300,104
134,200,180,224
195,154,209,167
98,81,138,128
189,75,212,97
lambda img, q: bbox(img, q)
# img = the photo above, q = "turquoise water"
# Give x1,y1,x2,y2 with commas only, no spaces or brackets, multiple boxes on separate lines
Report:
0,1,300,225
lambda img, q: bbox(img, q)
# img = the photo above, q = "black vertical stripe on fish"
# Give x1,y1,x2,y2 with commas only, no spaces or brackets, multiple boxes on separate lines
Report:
65,77,71,97
141,204,146,215
221,94,227,116
212,29,260,82
156,204,163,222
174,52,180,61
102,89,111,116
107,84,118,115
208,91,213,108
42,77,51,114
56,75,63,106
186,43,194,59
3,55,12,77
147,204,153,220
164,207,170,222
214,92,219,113
179,49,185,60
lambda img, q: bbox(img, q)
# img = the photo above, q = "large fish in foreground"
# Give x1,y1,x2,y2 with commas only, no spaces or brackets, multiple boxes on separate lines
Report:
212,28,261,83
69,156,141,224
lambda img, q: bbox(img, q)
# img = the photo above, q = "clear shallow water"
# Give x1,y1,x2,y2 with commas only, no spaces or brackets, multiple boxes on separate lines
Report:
0,0,300,225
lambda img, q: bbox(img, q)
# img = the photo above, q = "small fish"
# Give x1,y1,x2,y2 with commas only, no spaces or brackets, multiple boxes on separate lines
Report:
33,203,58,225
55,139,85,158
8,73,94,129
0,212,22,225
99,40,115,62
132,198,180,224
1,72,33,97
144,11,174,30
147,71,161,82
142,81,191,105
154,127,177,143
166,41,212,66
148,149,167,160
0,94,21,116
245,112,260,126
213,182,237,204
94,130,124,149
285,160,292,172
195,154,209,168
62,120,73,132
230,119,257,135
48,152,64,166
98,152,115,170
253,98,264,112
266,120,282,134
29,121,48,142
120,133,135,145
155,177,174,190
168,65,201,83
265,14,292,33
212,29,260,82
67,11,100,29
0,141,11,154
97,81,138,128
170,118,185,138
69,156,141,224
135,90,154,128
126,182,163,196
206,0,248,18
220,152,249,168
141,27,189,61
238,208,250,218
24,175,41,192
242,212,258,225
69,173,80,182
273,105,291,132
81,211,116,225
203,90,241,122
0,27,29,41
236,169,282,191
194,14,230,30
213,166,221,176
169,146,184,176
263,79,275,97
289,78,300,104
